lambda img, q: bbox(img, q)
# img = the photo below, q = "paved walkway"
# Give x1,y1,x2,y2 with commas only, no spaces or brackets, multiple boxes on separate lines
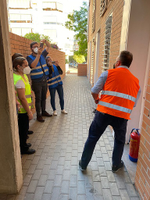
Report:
2,75,140,200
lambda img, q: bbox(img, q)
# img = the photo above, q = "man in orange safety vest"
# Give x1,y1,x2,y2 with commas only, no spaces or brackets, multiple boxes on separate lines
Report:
79,51,141,173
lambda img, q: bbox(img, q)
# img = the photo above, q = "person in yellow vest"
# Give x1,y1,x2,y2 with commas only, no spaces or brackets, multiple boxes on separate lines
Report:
12,53,34,136
13,57,35,154
79,51,141,172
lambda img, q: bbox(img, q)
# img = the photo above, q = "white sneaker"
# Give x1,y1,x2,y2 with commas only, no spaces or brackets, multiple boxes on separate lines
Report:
53,110,57,116
61,109,68,114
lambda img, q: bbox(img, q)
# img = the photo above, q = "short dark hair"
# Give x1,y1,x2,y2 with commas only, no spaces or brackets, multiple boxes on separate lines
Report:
12,53,23,62
46,56,52,64
119,51,133,67
13,57,26,71
30,41,38,49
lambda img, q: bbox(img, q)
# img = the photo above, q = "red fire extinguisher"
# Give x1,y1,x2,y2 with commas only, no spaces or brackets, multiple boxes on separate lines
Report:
129,129,140,162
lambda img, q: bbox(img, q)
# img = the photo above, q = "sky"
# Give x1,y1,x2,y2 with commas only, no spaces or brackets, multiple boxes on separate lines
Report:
63,0,89,13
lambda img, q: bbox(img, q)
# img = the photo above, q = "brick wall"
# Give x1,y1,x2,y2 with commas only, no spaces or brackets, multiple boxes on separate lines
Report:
88,0,124,84
9,32,65,79
78,64,87,76
135,71,150,200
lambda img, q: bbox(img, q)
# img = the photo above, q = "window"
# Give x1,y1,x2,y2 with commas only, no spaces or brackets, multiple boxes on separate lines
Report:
44,29,57,39
102,15,112,71
9,14,31,21
22,28,32,36
92,0,96,33
12,27,22,35
9,0,30,8
56,2,63,11
90,38,95,85
43,16,57,23
42,2,56,9
100,0,107,17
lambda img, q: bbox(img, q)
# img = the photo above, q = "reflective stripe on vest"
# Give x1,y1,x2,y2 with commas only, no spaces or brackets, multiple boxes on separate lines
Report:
98,101,132,114
48,65,62,89
26,94,31,98
48,79,62,86
96,67,140,120
101,90,136,102
19,102,32,109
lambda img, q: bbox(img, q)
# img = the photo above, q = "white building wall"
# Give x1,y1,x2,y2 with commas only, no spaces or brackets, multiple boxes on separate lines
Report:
8,0,74,56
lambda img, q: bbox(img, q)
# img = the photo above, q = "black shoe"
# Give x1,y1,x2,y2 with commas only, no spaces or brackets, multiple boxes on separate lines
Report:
79,160,86,172
26,143,31,148
28,130,33,135
21,148,36,155
42,111,52,117
37,116,45,122
112,160,124,173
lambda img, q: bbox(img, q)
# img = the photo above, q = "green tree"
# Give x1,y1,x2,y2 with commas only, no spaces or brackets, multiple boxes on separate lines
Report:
24,33,51,42
24,33,41,42
65,2,88,59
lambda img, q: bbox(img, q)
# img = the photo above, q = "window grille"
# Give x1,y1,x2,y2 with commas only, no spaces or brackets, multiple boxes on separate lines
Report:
100,0,107,17
92,0,96,33
90,39,95,85
102,15,112,71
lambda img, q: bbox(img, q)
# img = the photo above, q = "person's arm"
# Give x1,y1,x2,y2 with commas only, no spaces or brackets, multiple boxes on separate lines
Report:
54,61,63,74
41,39,51,53
29,49,43,68
134,87,141,107
15,91,20,111
91,71,108,104
48,65,53,78
57,66,63,74
17,88,33,120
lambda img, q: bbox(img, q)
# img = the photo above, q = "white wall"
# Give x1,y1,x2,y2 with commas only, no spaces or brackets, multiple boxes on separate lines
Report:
125,0,150,141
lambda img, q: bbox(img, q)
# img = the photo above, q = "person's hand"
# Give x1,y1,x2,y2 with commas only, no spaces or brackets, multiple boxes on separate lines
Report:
27,111,33,120
37,47,43,55
55,61,59,66
95,99,99,104
16,100,21,112
40,39,46,44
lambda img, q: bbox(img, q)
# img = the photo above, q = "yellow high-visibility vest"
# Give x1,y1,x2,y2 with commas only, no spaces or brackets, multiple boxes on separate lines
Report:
13,73,32,114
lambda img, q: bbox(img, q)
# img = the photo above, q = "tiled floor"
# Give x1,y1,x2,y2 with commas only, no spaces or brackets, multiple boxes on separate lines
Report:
1,75,140,200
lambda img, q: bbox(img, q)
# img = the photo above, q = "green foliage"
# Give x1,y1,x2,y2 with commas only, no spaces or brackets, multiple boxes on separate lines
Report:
65,59,69,64
69,56,75,63
24,33,41,42
73,54,85,64
51,43,58,49
24,33,51,42
65,2,88,58
40,34,51,42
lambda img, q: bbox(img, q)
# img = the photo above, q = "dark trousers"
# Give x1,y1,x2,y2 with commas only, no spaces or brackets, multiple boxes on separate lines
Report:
49,84,64,111
32,79,47,117
81,111,128,168
18,113,29,153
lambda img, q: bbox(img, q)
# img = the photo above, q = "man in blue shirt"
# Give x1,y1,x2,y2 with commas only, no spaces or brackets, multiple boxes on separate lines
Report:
27,39,52,122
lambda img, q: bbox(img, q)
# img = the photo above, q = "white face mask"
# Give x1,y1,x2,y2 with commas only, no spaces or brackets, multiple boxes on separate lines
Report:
23,66,31,74
33,47,38,54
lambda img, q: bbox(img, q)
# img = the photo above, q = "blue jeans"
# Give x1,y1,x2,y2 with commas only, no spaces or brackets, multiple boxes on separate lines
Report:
49,84,64,111
81,111,128,168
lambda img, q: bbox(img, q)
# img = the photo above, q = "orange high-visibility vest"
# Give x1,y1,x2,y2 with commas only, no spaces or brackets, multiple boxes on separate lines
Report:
97,67,140,120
